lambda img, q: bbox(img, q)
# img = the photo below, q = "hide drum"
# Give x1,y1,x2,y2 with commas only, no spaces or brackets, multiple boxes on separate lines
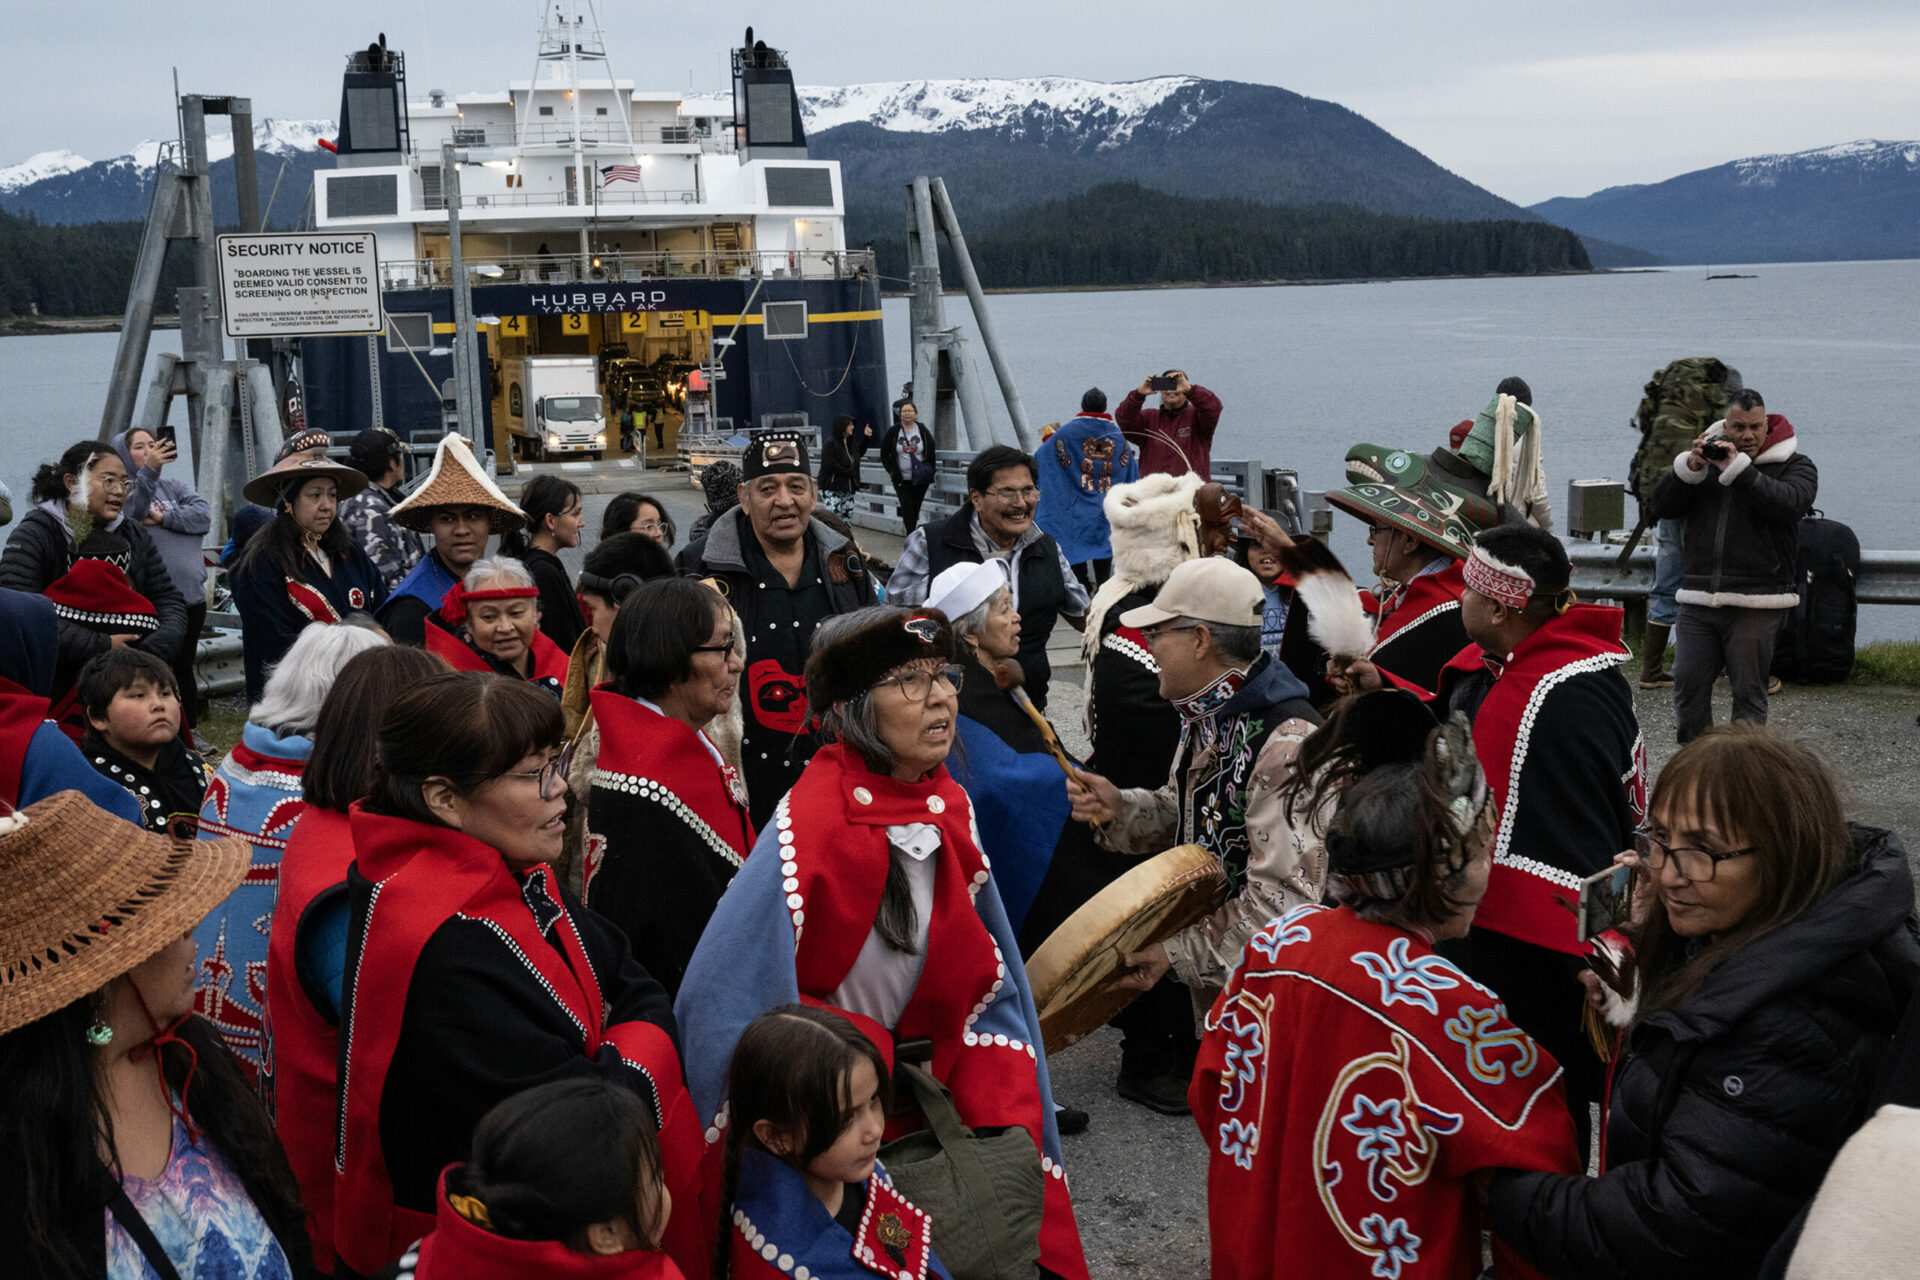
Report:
1025,844,1225,1054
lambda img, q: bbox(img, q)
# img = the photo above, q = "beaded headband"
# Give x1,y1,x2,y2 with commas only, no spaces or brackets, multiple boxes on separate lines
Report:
1464,545,1535,610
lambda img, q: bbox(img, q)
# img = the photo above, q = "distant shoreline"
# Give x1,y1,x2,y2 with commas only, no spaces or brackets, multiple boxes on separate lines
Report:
2,267,1664,337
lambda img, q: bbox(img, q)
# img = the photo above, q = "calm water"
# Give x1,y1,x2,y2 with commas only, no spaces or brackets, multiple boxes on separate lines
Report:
5,260,1915,637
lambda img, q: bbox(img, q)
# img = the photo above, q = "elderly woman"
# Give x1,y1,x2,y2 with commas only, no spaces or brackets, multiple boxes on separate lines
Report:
926,557,1081,935
229,451,388,700
676,605,1091,1279
331,671,706,1278
1487,727,1920,1278
0,439,187,696
0,791,310,1277
426,556,571,695
585,578,752,998
194,619,387,1087
267,643,446,1273
1193,695,1578,1280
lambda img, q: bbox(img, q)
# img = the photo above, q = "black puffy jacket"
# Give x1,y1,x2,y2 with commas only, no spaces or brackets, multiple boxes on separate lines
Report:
1650,414,1817,608
0,508,188,689
1488,825,1920,1278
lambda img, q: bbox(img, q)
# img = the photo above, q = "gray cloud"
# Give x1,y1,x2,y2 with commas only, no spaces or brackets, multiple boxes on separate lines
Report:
7,0,1916,205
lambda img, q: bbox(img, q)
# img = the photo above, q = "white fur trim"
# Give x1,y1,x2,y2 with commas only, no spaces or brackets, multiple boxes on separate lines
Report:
1675,588,1798,610
1755,432,1797,465
1716,450,1752,485
1295,563,1374,660
1083,472,1205,662
1673,452,1709,484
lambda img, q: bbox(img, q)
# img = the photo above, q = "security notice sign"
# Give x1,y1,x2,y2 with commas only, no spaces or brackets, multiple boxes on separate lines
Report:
217,232,383,338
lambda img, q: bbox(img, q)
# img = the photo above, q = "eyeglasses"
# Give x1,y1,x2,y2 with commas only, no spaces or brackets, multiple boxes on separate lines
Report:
985,486,1039,503
1632,827,1756,883
692,633,737,655
631,520,665,534
503,748,574,801
876,664,965,701
1142,620,1203,644
94,475,131,493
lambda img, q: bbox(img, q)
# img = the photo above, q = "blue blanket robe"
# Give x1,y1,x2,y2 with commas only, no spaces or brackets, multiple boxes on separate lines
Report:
1034,414,1139,565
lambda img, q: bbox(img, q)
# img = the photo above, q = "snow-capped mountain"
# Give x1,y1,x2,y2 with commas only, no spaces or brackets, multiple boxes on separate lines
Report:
0,118,337,226
800,76,1208,146
1533,139,1920,264
0,149,91,194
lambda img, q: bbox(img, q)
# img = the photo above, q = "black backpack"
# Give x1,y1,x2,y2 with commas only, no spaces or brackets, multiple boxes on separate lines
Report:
1772,511,1860,684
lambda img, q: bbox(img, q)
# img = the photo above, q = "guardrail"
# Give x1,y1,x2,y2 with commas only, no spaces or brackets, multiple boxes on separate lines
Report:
1568,544,1920,607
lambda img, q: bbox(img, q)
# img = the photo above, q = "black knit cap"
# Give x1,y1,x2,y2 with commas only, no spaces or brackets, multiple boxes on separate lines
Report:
805,607,955,711
742,431,809,480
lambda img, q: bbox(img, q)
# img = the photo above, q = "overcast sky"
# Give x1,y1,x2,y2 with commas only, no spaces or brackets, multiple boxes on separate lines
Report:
9,0,1917,204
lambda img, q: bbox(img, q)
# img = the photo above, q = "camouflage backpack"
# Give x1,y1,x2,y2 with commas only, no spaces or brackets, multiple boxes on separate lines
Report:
1628,357,1743,504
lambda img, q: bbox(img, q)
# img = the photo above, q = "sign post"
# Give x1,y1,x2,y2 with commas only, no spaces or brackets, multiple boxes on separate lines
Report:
216,231,382,338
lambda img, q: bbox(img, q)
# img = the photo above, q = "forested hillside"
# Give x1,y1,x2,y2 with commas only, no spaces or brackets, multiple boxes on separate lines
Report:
0,210,192,318
870,183,1592,288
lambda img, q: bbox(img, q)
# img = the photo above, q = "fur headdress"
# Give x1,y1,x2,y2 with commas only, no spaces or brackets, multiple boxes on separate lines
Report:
1081,473,1205,662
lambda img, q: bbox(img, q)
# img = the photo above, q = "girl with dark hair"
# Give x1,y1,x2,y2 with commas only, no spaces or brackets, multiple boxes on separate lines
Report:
716,1005,948,1279
1488,727,1920,1278
395,1078,681,1278
0,791,310,1280
1193,696,1578,1280
604,491,676,548
676,606,1090,1279
267,643,447,1273
586,579,751,998
501,473,587,651
229,451,388,700
0,439,187,700
332,671,708,1279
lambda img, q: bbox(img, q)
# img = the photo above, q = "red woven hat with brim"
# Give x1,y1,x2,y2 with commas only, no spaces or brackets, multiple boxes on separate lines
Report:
0,791,249,1036
43,560,157,634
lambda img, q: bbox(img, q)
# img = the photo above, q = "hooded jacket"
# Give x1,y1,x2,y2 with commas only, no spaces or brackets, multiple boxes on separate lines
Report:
112,429,211,598
1488,826,1920,1278
0,587,143,818
0,502,188,683
1651,414,1818,609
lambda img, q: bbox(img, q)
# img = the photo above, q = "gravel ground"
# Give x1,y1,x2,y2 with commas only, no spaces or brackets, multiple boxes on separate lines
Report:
571,477,1920,1276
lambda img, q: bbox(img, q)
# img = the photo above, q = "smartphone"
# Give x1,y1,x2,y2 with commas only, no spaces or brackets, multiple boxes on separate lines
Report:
1149,375,1179,392
1575,862,1635,943
155,424,177,447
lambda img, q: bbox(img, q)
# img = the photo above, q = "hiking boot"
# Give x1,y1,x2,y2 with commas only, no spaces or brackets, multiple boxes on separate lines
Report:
1054,1103,1091,1137
1638,621,1674,689
1115,1063,1192,1116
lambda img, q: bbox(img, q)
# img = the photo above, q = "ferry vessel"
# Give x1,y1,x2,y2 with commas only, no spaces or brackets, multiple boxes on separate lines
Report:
299,4,886,464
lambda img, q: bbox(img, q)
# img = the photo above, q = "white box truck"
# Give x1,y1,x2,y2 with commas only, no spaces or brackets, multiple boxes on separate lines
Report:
515,356,607,461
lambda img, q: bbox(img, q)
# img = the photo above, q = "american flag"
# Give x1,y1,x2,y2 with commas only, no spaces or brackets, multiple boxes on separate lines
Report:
600,164,642,185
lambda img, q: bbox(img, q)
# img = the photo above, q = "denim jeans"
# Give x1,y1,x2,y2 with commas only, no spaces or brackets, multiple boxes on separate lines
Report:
1649,516,1685,626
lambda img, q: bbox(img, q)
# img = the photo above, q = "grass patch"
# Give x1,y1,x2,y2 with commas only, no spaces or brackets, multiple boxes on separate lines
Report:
1852,641,1920,688
194,697,250,760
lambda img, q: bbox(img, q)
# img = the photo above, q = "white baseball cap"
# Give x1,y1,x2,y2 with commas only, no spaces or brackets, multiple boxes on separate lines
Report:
1119,557,1265,630
926,558,1011,621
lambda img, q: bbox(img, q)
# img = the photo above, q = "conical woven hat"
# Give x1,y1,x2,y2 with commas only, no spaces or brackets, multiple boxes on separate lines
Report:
0,791,250,1036
389,434,527,534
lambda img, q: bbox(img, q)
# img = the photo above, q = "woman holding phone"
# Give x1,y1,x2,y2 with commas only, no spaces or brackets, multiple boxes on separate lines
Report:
1487,726,1920,1278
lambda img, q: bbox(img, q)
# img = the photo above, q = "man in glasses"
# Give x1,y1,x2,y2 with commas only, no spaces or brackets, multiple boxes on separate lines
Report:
1066,557,1323,1114
887,444,1089,710
686,430,875,828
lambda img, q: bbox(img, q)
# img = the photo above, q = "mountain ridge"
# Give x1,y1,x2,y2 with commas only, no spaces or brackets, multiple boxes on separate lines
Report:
1532,138,1920,264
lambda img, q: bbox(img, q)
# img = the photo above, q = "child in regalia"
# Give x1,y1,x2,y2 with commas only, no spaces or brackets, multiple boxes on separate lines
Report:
391,1077,682,1279
1192,695,1579,1279
719,1006,951,1280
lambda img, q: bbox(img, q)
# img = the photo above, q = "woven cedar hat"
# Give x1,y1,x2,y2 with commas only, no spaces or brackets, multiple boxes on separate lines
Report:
389,434,527,535
43,559,157,634
1327,476,1475,561
0,792,249,1036
242,454,370,508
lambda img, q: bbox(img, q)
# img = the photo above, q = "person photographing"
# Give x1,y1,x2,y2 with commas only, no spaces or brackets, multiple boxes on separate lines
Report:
1116,370,1222,481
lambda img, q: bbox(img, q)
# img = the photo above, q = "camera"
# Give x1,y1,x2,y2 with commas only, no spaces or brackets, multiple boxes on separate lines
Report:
1703,440,1735,463
1148,375,1179,392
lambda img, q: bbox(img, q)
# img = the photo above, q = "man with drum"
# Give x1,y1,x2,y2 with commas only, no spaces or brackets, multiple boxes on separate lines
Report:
1067,557,1325,1114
